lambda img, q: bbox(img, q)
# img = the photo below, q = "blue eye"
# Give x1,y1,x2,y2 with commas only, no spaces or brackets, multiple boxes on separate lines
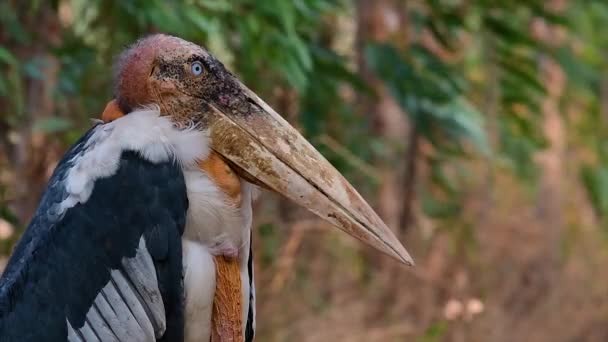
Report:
191,61,204,76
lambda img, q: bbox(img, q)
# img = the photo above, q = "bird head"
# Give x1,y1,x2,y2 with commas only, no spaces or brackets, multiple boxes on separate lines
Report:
114,34,413,265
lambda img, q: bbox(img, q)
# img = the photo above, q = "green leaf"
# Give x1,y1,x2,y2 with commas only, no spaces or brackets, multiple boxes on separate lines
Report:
183,9,217,35
441,99,490,155
421,187,461,219
0,47,17,65
197,0,232,12
22,58,48,80
33,117,73,133
417,320,448,342
581,165,608,220
498,57,546,95
484,15,538,48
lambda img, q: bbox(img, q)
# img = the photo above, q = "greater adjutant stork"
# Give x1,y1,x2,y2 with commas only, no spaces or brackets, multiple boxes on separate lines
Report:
0,34,412,341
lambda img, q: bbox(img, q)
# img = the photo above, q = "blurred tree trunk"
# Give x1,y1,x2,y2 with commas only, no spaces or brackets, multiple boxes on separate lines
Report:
356,0,412,235
478,33,500,226
355,0,431,327
7,4,62,225
534,2,567,274
536,57,565,265
490,9,569,340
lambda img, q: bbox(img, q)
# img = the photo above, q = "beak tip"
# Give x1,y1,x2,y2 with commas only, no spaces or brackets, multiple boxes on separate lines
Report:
379,228,414,266
394,247,415,266
403,255,415,267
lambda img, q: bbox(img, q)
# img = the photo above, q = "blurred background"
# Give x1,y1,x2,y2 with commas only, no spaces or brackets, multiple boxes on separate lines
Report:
1,0,607,341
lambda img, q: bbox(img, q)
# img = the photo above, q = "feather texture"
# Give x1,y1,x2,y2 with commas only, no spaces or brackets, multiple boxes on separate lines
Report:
0,110,198,341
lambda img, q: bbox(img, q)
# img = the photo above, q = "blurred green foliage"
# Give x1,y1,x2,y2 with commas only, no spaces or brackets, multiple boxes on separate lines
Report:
570,2,608,229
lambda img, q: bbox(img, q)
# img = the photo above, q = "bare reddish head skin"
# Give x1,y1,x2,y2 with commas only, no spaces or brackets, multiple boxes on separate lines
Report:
114,37,158,112
112,34,247,126
116,34,185,112
114,34,210,115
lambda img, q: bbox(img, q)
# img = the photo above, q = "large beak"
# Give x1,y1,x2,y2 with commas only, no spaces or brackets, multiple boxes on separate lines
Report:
203,79,413,265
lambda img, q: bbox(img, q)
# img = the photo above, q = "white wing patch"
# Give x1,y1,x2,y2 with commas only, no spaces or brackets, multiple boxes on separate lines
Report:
67,237,166,342
58,108,209,217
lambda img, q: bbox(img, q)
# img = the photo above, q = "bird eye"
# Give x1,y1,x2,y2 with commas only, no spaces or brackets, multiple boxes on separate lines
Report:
191,61,204,76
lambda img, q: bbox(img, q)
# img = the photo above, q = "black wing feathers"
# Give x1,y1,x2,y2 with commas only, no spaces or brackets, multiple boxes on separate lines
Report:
0,144,188,342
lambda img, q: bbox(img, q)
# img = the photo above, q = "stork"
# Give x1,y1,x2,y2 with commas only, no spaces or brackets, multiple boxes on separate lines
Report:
0,34,412,341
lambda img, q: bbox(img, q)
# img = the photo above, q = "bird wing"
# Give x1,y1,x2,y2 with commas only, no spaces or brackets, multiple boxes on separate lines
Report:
0,124,189,342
